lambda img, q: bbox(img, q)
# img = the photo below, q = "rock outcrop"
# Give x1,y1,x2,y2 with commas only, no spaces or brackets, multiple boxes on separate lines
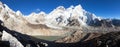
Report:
2,31,24,47
55,31,102,43
0,20,49,47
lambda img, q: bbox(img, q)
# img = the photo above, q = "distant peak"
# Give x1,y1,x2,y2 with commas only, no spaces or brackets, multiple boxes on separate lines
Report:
39,11,46,14
74,5,83,11
69,5,74,9
29,12,37,16
56,6,65,10
75,5,82,9
3,4,10,10
16,10,22,16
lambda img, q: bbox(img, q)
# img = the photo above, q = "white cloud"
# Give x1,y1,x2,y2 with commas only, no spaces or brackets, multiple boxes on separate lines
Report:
33,8,41,13
36,8,40,12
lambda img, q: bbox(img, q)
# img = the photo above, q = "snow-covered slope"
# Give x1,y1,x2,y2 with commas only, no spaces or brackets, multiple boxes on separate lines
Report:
45,5,101,29
25,11,46,24
0,2,27,30
0,2,71,36
0,1,102,29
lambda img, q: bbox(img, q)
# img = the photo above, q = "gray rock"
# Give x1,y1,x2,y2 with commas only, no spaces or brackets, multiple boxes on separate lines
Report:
1,30,24,47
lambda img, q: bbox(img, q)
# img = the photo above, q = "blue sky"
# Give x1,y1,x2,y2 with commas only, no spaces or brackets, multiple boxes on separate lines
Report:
0,0,120,19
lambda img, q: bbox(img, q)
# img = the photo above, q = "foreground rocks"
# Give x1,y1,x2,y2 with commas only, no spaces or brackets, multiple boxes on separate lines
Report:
0,19,120,47
55,31,102,43
0,20,49,47
82,31,120,47
2,31,24,47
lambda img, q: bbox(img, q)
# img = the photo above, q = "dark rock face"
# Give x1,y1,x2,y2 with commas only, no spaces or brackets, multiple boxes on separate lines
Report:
67,19,80,26
55,31,120,47
112,19,120,26
56,16,63,24
83,31,120,47
88,19,116,27
0,41,10,47
0,20,4,31
101,19,113,27
88,18,102,27
88,18,120,27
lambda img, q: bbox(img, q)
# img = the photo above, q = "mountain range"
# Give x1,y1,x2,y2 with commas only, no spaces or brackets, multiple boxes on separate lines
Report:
1,1,120,47
0,1,120,36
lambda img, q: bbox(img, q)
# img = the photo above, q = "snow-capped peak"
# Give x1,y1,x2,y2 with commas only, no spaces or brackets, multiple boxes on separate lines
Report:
56,6,65,11
45,4,102,29
38,11,46,16
0,1,102,29
28,11,46,17
3,4,15,13
74,5,85,16
28,12,37,16
16,10,22,16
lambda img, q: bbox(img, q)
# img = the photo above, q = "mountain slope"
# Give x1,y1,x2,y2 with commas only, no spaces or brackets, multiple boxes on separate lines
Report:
0,1,120,37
